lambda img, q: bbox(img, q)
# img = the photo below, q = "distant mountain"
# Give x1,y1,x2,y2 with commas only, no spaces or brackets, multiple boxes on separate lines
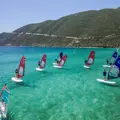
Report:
1,8,120,47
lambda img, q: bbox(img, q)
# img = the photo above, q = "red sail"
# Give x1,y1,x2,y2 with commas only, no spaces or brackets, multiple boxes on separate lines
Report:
87,51,95,66
39,54,47,69
17,56,26,78
58,54,67,66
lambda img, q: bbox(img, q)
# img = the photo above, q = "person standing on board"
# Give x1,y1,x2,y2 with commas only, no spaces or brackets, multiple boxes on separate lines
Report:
56,52,63,64
85,60,88,65
106,59,109,65
38,61,41,66
0,84,9,97
15,69,22,78
2,84,7,91
59,52,63,60
15,69,18,77
103,68,107,81
2,84,9,93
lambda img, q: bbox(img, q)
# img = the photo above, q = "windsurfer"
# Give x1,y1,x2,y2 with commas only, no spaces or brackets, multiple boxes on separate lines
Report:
55,52,63,63
2,84,8,91
59,52,63,59
103,68,107,81
106,59,109,65
15,69,19,78
15,69,22,78
109,62,112,65
2,84,9,93
38,61,40,66
85,60,88,65
0,84,9,98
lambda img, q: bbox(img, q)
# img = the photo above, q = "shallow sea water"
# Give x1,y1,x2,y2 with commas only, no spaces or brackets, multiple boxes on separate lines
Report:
0,47,120,120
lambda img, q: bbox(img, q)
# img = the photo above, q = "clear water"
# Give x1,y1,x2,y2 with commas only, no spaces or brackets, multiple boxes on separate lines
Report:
0,47,120,120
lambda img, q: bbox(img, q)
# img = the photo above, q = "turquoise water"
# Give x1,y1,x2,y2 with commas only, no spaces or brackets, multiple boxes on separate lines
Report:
0,47,120,120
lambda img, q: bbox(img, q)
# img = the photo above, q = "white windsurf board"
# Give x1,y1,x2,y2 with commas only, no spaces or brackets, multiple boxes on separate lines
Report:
96,78,116,84
103,65,111,68
36,67,44,71
83,65,90,69
53,65,62,68
11,77,23,82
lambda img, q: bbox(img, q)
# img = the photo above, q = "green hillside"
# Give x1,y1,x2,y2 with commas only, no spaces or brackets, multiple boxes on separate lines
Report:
1,8,120,47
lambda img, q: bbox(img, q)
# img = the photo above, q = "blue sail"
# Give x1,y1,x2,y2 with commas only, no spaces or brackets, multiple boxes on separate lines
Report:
112,51,118,59
108,57,120,78
108,51,118,65
114,57,120,68
1,89,9,104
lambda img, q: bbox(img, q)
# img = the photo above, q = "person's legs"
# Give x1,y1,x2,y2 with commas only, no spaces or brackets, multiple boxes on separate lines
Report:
104,76,106,81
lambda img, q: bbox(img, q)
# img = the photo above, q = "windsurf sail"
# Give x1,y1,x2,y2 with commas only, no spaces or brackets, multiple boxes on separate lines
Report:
16,56,26,79
85,51,95,66
58,54,67,66
108,56,120,78
38,54,47,69
1,89,9,104
0,88,9,119
108,51,118,65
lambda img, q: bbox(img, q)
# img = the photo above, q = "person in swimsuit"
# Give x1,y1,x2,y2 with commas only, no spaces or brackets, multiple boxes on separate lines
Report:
106,59,109,65
103,68,107,81
0,84,9,97
38,61,41,66
15,69,22,78
84,60,88,65
56,52,63,63
2,84,7,91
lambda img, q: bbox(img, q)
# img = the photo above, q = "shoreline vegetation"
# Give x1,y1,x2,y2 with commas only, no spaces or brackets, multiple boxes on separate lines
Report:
1,7,120,47
0,45,117,49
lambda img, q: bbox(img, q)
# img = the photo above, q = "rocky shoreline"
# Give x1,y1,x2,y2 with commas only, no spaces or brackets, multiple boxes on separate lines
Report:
0,32,120,48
